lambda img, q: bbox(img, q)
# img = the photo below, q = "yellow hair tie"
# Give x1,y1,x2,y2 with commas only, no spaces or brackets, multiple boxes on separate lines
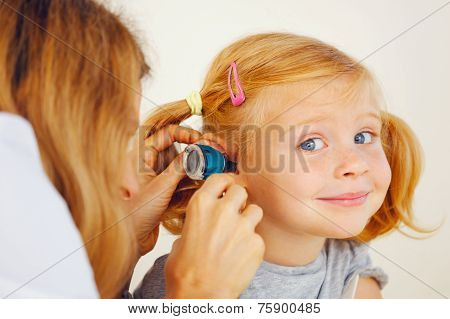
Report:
186,91,203,115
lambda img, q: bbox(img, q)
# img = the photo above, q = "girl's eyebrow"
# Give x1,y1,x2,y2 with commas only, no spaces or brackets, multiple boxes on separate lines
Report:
300,111,381,125
359,111,382,125
293,113,329,126
283,111,381,133
282,113,328,134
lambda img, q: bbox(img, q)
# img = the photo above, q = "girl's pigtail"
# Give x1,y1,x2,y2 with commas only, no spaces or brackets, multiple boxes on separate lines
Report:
358,111,438,241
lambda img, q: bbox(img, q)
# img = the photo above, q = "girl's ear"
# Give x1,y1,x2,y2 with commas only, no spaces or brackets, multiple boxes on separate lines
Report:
196,133,250,196
197,132,239,162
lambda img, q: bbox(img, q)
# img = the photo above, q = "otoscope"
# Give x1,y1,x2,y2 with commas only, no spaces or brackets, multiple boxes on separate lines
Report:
182,144,237,180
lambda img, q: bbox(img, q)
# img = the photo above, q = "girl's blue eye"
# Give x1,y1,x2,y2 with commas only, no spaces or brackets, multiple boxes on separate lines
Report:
354,132,372,144
299,131,374,152
300,138,325,152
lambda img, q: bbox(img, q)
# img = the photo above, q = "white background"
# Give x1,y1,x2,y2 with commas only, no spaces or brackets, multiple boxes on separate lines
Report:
106,0,450,298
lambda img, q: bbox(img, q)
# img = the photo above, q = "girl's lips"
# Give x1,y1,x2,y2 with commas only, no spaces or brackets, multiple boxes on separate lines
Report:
317,192,370,207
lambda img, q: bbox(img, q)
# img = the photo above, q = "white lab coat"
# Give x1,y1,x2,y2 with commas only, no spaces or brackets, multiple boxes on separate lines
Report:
0,112,98,298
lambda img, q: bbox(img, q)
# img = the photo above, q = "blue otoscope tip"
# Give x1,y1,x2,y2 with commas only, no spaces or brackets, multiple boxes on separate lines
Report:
182,144,237,180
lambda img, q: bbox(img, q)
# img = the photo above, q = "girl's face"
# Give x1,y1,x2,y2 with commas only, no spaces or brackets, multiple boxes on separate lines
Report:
239,78,392,239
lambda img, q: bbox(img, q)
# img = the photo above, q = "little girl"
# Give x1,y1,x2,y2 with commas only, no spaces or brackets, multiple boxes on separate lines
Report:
135,33,426,298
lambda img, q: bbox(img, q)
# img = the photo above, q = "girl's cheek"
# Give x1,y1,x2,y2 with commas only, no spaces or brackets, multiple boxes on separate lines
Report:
290,154,327,195
378,152,392,189
298,150,331,176
367,147,392,190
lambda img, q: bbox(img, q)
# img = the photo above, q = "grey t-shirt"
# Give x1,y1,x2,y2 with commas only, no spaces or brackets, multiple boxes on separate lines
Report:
133,239,388,299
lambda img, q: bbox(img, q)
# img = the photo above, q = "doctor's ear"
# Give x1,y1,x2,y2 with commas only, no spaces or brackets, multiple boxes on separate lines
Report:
120,148,140,200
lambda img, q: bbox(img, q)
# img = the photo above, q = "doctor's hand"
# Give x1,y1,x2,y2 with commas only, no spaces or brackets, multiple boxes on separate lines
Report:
122,125,202,259
164,174,265,299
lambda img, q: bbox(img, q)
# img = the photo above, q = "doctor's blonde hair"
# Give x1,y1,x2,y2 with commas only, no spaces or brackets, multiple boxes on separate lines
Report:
143,32,430,242
0,0,149,297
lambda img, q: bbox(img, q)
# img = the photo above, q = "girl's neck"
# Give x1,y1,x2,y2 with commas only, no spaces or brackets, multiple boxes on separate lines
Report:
256,218,326,267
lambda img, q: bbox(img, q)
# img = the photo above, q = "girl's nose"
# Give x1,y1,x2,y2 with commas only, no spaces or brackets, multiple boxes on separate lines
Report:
333,147,369,179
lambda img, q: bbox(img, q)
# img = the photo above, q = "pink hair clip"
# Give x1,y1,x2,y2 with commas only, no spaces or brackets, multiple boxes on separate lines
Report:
227,62,246,106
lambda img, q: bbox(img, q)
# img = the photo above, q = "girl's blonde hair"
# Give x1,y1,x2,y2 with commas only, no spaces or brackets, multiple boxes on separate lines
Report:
0,0,149,297
143,32,429,242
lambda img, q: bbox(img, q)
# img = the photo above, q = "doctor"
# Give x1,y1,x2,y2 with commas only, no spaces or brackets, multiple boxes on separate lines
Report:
0,0,264,298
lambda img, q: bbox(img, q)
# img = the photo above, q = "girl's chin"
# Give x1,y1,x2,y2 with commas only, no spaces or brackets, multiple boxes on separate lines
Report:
315,209,373,237
309,217,369,239
324,223,368,239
